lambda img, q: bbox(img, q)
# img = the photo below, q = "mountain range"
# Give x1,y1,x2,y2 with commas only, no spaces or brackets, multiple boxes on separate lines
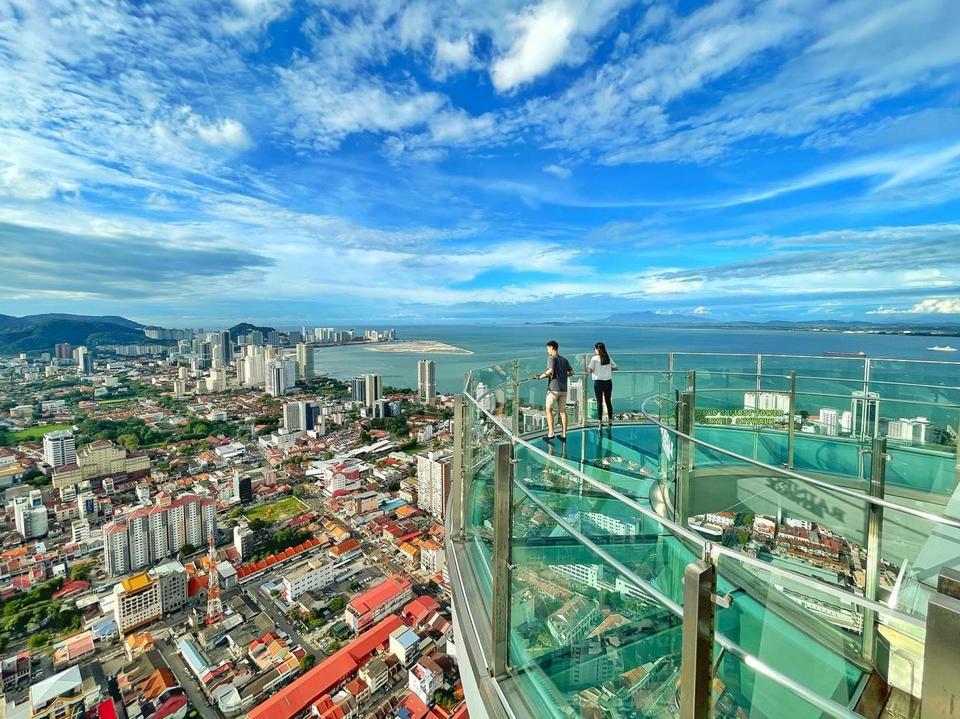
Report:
0,313,146,353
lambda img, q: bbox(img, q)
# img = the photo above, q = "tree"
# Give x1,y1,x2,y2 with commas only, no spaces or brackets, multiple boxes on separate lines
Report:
117,433,140,450
300,654,316,671
70,563,92,581
27,632,49,649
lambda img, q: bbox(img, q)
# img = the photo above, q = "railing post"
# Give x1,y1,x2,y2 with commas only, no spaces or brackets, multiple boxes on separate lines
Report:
787,371,797,468
512,360,520,434
451,394,467,541
862,436,887,663
920,569,960,719
491,442,514,677
680,558,716,719
676,377,696,525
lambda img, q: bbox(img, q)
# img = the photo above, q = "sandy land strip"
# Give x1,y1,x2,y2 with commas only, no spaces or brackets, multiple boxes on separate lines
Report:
365,340,474,354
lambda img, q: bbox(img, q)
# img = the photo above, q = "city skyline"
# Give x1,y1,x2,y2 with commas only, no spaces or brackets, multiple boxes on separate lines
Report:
1,1,960,325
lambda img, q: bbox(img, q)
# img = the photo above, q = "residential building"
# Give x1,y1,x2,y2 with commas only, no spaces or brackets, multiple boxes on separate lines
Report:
52,439,150,491
233,524,255,561
113,573,163,635
409,655,446,706
416,451,452,520
281,559,335,601
73,346,92,374
820,408,840,436
233,473,253,503
42,430,76,468
419,540,446,575
363,373,382,408
417,360,436,405
887,416,931,445
351,377,366,403
283,400,321,433
547,596,600,646
0,666,100,719
54,342,73,359
247,615,404,719
265,358,296,397
13,490,48,539
344,576,413,632
743,391,791,415
151,560,188,614
295,342,323,379
103,494,216,576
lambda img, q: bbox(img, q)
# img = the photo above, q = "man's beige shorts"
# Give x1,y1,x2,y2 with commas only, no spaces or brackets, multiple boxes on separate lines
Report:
545,390,567,411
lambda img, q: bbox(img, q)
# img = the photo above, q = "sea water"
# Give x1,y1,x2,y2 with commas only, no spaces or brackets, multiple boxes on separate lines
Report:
305,324,954,394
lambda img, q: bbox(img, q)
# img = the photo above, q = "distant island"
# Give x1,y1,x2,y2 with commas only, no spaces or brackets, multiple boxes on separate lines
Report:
532,311,960,338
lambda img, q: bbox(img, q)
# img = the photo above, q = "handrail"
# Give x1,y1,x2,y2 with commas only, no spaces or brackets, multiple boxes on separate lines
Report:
471,368,960,531
514,481,864,719
637,392,960,532
463,390,925,629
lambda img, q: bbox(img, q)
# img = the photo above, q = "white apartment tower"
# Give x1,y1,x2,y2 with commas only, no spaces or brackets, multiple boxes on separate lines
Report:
417,451,453,520
43,430,76,468
418,360,437,405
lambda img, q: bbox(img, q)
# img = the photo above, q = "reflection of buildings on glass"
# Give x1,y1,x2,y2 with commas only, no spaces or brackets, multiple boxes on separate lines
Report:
744,391,791,414
851,390,880,438
887,416,931,445
474,381,496,413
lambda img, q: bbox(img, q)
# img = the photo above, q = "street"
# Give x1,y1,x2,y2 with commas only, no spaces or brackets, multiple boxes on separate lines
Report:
156,638,220,719
241,584,327,662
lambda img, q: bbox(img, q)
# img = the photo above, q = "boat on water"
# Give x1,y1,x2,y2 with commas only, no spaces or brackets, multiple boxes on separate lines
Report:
928,345,958,352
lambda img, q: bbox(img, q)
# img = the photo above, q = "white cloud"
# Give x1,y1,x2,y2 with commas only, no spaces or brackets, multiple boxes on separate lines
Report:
692,306,710,315
490,0,632,92
434,35,474,76
192,116,253,149
543,164,572,178
868,298,960,315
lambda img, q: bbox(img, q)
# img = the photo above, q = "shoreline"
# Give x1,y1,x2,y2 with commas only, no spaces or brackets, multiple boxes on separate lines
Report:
364,340,473,355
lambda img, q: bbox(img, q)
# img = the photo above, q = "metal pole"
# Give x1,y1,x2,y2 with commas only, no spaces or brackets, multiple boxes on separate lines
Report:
512,360,520,435
787,371,797,469
491,442,514,677
680,559,716,719
921,571,960,719
451,395,467,540
862,436,887,663
677,387,696,525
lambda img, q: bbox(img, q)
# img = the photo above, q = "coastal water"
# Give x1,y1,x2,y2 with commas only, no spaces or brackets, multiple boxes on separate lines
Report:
308,325,958,394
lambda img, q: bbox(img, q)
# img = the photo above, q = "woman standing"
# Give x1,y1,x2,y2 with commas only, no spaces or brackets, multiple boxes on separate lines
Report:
586,342,618,428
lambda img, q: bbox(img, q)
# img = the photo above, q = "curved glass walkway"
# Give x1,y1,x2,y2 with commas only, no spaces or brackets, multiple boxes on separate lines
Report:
447,353,960,719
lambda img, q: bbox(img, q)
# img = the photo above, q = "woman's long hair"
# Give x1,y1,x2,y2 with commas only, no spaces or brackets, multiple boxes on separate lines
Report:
595,341,610,366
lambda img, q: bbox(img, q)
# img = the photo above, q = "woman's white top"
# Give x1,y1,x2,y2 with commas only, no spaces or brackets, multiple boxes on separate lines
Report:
588,355,618,380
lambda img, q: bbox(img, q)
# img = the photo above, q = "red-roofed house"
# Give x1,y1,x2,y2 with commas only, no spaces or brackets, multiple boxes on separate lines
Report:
247,615,404,719
345,576,413,632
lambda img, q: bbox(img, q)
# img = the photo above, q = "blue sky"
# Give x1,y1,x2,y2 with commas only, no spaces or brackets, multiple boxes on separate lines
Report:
1,0,960,327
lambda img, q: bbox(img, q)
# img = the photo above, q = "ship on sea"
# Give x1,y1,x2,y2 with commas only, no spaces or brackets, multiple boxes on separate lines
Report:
928,345,958,352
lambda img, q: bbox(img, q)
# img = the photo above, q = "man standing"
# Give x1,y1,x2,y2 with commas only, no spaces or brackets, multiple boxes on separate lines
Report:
535,340,574,442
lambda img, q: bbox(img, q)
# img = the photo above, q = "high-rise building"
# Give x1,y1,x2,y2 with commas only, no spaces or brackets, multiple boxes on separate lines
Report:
364,373,383,408
233,523,256,560
887,416,931,445
14,490,48,539
351,376,367,403
73,346,92,374
42,430,76,468
820,408,840,437
218,329,232,363
233,472,253,504
417,451,453,520
102,493,216,576
418,360,436,405
54,342,73,359
283,400,321,433
265,358,296,396
296,342,323,379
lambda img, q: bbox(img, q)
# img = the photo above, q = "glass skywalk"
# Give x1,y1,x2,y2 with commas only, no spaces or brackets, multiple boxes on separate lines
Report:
448,353,960,719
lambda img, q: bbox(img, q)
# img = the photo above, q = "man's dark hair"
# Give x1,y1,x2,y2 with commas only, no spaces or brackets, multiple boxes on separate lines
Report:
546,340,559,351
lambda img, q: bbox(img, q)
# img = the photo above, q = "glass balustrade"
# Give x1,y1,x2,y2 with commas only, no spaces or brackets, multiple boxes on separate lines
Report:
451,352,960,719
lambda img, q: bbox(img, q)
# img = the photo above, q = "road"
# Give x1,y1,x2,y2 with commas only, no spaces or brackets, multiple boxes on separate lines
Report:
156,638,220,719
242,584,327,662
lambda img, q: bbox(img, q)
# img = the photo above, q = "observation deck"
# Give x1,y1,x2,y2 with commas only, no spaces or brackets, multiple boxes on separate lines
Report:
445,353,960,719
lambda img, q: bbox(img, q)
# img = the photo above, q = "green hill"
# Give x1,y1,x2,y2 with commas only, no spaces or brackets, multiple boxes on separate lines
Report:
0,314,146,354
